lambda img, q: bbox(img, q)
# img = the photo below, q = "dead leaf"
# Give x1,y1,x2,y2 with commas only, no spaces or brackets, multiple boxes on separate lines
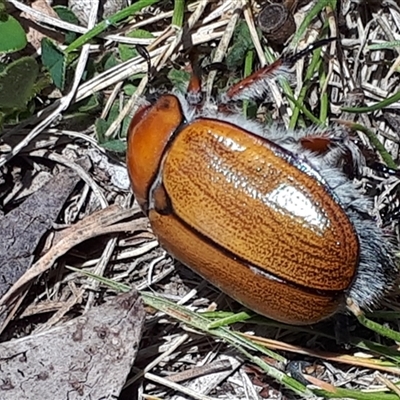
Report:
0,289,145,400
20,0,64,50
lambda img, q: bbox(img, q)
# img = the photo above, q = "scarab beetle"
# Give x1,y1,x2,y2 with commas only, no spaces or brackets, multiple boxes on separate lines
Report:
126,40,397,325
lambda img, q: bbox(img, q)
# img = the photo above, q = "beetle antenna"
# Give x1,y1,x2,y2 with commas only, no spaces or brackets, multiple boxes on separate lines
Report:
281,37,338,65
136,45,152,80
225,37,338,102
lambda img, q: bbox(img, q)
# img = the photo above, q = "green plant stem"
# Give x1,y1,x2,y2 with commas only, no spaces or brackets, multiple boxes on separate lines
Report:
286,94,322,126
348,123,396,169
319,64,328,123
207,311,253,329
172,0,185,27
369,41,400,50
64,0,158,53
292,0,337,46
356,312,400,343
341,90,400,113
289,47,323,129
243,49,254,117
314,387,400,400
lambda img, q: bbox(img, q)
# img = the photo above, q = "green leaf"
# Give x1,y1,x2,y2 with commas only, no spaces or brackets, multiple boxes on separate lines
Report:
226,21,254,71
0,15,27,53
0,112,4,132
108,101,120,121
61,112,96,130
77,93,101,112
118,44,138,62
41,38,67,90
100,139,127,153
32,75,52,96
2,102,35,124
126,28,154,39
118,29,154,62
53,6,79,44
95,101,130,142
123,83,137,96
53,5,79,25
60,93,101,130
127,72,146,83
0,0,7,21
121,115,130,137
95,117,108,143
0,57,39,109
167,68,190,93
104,52,120,70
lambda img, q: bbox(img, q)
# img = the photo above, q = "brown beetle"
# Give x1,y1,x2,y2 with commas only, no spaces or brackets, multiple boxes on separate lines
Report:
127,41,397,325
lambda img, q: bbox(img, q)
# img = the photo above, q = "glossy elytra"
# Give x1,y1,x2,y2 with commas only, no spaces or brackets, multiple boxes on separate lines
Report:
126,40,397,325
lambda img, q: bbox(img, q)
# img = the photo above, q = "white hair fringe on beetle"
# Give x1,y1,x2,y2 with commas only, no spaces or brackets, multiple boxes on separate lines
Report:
132,37,398,322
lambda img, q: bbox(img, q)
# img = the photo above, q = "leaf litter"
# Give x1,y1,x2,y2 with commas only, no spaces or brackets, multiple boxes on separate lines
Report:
1,0,400,399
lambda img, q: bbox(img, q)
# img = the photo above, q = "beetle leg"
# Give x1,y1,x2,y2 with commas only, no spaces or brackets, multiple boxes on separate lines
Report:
298,131,357,165
370,161,400,177
300,134,334,154
302,130,366,175
333,314,352,345
285,360,314,385
224,38,337,103
185,51,203,106
262,125,366,175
